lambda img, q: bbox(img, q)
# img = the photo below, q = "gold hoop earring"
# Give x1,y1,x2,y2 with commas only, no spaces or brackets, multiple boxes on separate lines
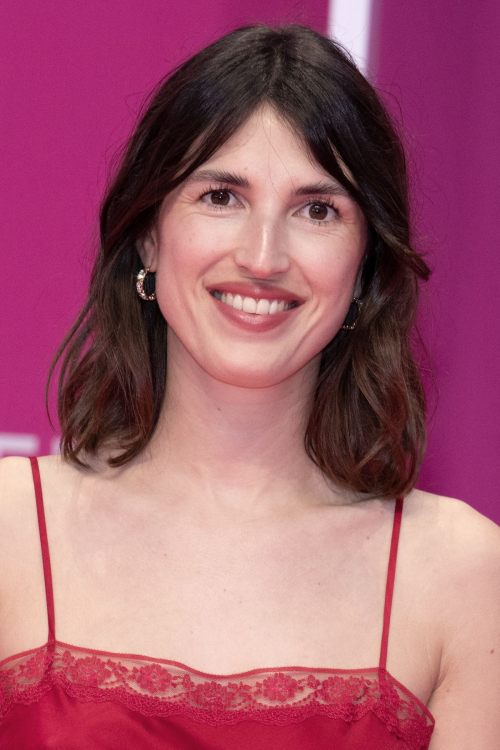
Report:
136,268,156,301
341,297,363,330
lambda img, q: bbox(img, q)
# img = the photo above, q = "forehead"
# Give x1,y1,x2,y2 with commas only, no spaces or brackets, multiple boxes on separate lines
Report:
200,105,314,170
196,105,357,190
208,105,306,156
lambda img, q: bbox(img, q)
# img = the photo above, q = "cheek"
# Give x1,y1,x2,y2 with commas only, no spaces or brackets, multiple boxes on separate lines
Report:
296,238,365,342
318,226,367,296
153,221,227,328
155,234,202,284
301,241,364,299
324,253,360,286
157,217,234,277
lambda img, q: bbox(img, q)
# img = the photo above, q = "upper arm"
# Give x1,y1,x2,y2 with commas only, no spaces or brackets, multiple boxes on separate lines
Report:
0,455,33,548
427,502,500,748
0,457,36,612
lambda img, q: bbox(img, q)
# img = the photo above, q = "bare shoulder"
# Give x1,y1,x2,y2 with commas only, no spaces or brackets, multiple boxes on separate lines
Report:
402,488,500,617
0,457,42,609
0,453,68,502
0,454,69,550
0,456,38,539
0,455,36,500
403,490,500,747
396,487,500,645
404,487,500,562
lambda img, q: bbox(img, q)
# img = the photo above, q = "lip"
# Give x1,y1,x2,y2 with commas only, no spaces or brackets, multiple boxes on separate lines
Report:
205,281,305,304
209,291,300,332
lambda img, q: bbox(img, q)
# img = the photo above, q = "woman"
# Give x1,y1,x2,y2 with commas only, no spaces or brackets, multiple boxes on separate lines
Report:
0,23,498,749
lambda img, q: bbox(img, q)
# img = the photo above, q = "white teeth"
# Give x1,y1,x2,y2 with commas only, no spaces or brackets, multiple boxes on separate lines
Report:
242,297,258,313
212,291,296,315
256,299,270,315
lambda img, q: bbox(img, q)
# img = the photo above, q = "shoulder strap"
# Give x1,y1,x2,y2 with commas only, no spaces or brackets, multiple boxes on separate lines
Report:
379,497,403,670
29,457,56,643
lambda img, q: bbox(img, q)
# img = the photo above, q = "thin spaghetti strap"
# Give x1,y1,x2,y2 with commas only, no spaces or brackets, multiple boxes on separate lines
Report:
29,457,56,643
379,497,403,671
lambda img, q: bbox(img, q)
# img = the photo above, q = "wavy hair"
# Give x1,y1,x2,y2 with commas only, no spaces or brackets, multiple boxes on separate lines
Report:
47,23,431,498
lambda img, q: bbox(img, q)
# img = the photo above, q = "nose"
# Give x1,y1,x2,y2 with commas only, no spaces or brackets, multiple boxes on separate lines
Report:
233,214,290,278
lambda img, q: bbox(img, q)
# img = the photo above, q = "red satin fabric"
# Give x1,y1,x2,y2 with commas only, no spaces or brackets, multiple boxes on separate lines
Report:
0,458,435,748
1,683,416,749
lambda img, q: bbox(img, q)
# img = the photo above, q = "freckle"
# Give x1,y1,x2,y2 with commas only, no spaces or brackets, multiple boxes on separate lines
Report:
366,536,370,540
490,649,495,654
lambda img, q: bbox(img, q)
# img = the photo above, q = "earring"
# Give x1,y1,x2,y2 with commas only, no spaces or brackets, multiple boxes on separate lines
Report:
341,297,363,330
136,267,156,301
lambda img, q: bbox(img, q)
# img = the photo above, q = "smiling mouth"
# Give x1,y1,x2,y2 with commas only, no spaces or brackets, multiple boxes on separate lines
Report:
210,290,299,315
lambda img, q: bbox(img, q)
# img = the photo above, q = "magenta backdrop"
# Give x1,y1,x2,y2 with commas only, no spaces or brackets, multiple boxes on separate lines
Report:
371,1,500,524
1,1,498,523
0,0,328,449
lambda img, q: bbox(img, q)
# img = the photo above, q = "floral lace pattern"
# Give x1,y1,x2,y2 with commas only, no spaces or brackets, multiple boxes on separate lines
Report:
0,642,434,750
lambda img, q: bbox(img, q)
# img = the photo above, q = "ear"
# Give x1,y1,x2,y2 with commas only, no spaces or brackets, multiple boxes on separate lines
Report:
137,228,159,273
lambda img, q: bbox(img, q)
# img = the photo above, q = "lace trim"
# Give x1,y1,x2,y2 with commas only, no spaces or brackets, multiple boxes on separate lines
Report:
0,642,434,749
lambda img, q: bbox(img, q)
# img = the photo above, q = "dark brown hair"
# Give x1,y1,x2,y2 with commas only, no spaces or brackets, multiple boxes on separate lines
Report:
48,23,431,498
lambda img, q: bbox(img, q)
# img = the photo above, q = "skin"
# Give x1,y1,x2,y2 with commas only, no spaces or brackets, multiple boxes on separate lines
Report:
134,104,369,518
0,105,499,749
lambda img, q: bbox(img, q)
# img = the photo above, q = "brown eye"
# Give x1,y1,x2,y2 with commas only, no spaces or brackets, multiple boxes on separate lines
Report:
210,190,231,206
309,203,328,220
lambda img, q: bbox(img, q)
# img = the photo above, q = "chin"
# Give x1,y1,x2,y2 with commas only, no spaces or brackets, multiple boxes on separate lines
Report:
207,361,295,389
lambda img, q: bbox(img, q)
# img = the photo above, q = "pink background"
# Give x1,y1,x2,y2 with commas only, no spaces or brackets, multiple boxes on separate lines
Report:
1,1,498,523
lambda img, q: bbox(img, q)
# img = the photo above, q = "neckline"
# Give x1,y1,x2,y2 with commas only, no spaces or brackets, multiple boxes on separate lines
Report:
28,456,405,672
23,459,432,723
0,637,435,724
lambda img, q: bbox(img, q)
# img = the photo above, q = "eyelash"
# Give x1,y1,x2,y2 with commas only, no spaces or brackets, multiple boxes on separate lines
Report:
197,184,340,225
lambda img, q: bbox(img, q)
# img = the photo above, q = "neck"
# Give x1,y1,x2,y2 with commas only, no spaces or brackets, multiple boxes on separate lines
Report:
129,332,346,520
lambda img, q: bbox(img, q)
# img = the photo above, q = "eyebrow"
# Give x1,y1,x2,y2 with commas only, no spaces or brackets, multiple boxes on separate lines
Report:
182,168,352,199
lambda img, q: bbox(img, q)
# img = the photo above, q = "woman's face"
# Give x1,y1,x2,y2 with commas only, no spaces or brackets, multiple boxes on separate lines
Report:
140,105,368,388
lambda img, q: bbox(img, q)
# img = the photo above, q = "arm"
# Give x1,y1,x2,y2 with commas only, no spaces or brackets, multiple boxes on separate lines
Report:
427,502,500,748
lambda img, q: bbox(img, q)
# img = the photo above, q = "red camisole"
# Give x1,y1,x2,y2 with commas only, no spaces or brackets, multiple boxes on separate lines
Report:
0,457,435,748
